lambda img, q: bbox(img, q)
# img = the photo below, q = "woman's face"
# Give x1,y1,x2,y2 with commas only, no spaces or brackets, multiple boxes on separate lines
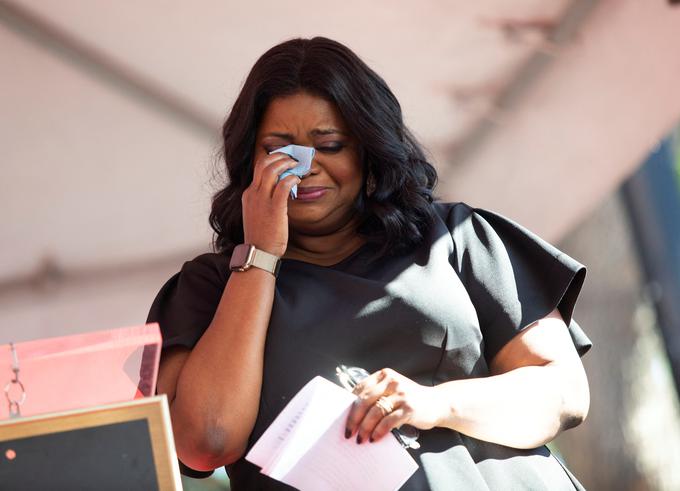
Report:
254,91,363,235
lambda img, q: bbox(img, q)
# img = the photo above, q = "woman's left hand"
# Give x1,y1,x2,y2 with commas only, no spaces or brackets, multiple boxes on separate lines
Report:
345,368,446,444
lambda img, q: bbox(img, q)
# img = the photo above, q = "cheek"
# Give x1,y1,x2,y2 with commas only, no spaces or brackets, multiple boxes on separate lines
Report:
334,155,363,190
336,166,363,192
253,147,267,162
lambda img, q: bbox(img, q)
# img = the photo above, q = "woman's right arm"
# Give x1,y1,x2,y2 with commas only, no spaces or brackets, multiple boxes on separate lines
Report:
156,153,301,471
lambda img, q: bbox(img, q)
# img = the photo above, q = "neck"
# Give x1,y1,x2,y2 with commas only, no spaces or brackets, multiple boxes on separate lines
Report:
284,219,365,266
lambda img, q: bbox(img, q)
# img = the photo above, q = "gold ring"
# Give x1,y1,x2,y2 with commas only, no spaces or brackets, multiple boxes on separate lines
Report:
375,396,394,415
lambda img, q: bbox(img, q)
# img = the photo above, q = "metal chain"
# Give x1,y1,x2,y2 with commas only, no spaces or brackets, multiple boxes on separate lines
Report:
4,343,26,418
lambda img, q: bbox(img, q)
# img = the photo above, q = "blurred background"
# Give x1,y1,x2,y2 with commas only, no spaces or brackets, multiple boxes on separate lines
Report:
2,0,680,489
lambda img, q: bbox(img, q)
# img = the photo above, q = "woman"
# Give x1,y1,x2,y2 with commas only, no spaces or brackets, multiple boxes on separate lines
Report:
148,36,592,490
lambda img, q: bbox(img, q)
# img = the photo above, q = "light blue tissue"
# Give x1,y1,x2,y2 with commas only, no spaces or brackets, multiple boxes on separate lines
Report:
269,144,316,198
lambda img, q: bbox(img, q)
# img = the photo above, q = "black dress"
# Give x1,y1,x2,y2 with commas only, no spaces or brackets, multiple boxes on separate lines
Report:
147,202,591,490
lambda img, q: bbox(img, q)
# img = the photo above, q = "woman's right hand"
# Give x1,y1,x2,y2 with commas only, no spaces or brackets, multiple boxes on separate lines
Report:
241,152,301,257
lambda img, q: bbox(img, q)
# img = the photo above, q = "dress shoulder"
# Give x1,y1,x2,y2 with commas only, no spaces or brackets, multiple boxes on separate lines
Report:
146,252,231,350
433,201,591,362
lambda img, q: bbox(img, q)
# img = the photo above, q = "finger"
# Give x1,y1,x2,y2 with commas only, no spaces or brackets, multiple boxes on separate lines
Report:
351,368,390,396
346,376,395,437
346,369,395,436
370,407,409,443
251,153,294,189
260,158,299,195
356,395,399,444
272,174,301,206
253,153,292,189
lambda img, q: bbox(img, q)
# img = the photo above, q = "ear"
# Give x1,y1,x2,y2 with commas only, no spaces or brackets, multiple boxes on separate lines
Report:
366,172,376,196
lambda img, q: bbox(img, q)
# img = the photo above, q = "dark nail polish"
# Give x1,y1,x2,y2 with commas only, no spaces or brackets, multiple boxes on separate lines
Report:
356,435,363,444
345,428,351,439
369,436,374,443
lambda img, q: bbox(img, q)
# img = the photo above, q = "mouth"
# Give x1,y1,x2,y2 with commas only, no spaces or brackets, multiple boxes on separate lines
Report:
295,186,328,201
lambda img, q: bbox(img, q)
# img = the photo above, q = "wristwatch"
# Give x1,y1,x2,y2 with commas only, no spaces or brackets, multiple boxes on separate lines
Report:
229,244,281,277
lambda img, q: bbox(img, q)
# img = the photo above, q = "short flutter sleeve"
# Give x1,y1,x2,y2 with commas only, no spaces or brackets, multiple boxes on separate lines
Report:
446,203,591,363
146,253,229,479
146,253,229,350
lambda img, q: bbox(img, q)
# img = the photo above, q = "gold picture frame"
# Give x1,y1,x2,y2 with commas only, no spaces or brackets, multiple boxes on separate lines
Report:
0,395,182,490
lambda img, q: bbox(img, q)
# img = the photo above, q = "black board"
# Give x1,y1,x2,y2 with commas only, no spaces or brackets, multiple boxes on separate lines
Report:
0,418,159,490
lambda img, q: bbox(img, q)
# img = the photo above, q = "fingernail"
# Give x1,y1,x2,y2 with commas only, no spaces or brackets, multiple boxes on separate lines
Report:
369,436,374,443
345,428,351,439
356,435,362,444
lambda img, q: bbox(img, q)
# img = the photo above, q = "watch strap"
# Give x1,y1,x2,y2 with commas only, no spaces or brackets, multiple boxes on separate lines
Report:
250,247,281,277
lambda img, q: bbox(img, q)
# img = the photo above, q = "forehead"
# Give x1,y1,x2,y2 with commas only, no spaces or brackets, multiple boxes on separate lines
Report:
257,92,348,136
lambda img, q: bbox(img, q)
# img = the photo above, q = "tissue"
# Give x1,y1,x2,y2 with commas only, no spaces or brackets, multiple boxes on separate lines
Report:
268,144,316,198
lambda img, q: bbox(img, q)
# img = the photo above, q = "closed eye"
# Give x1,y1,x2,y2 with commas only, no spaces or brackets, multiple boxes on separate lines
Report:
263,144,345,154
316,145,344,154
264,145,284,153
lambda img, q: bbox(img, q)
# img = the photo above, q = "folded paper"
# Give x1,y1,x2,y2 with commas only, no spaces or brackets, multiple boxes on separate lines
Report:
246,376,418,490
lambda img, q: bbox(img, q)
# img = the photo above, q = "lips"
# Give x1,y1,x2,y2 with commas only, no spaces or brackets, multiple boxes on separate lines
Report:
295,186,328,201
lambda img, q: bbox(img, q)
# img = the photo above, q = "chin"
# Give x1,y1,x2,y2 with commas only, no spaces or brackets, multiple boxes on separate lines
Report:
288,215,330,235
288,207,355,236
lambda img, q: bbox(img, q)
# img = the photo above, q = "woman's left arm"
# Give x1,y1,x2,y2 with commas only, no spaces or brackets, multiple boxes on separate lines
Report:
345,308,590,449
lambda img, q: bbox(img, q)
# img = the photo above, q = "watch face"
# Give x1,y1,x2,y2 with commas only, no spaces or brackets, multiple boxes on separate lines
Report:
229,244,254,271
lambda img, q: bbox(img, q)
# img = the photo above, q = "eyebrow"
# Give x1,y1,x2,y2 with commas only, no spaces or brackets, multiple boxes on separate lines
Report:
263,128,347,138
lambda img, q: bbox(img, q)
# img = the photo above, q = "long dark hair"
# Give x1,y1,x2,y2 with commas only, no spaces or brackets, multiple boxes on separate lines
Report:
210,36,438,258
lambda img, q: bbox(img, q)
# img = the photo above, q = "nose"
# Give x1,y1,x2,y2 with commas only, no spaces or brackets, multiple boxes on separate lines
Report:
304,154,321,178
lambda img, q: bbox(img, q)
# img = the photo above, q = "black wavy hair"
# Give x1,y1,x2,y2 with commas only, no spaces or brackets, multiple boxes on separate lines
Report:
210,36,439,258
